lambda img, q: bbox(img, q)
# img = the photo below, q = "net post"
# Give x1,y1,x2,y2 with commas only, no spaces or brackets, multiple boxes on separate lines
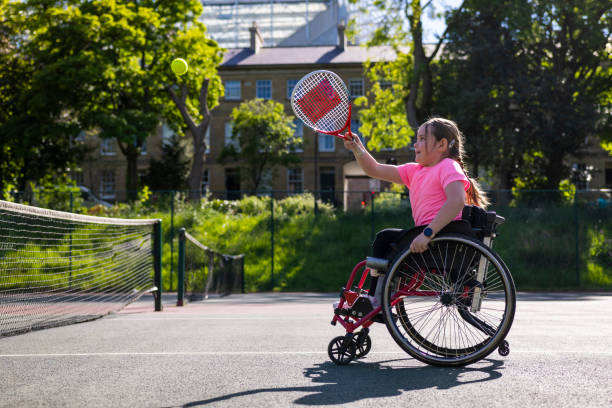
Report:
153,220,163,311
177,228,186,306
241,255,245,294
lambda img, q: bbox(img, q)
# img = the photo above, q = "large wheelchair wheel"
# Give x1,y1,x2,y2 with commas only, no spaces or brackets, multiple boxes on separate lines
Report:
381,234,516,367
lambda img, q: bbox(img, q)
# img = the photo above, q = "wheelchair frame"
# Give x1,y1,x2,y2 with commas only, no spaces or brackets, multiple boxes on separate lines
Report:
328,210,516,367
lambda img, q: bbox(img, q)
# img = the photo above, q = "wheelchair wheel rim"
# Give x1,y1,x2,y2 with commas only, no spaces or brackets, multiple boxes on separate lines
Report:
382,234,516,366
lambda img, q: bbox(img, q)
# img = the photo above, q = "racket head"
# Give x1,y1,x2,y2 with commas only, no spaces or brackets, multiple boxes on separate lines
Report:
291,70,351,137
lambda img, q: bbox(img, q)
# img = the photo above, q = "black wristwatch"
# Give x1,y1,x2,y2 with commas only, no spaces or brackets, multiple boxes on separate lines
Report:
423,227,434,238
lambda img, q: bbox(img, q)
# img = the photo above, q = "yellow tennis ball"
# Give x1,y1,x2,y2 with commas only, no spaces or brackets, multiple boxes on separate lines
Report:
171,58,188,76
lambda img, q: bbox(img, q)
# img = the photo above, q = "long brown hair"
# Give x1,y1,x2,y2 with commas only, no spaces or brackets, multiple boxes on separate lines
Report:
419,117,490,208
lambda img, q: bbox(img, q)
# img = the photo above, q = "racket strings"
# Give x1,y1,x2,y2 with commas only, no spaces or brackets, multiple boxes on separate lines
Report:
292,71,350,134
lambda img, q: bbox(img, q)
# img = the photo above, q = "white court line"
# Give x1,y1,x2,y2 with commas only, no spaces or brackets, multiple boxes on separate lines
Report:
1,350,611,358
110,317,324,320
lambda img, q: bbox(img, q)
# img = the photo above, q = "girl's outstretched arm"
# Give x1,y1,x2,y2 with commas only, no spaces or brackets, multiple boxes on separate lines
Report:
342,132,402,184
410,180,466,253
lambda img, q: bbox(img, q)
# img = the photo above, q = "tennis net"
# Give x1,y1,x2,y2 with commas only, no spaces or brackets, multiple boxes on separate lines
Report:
0,200,162,337
177,228,244,305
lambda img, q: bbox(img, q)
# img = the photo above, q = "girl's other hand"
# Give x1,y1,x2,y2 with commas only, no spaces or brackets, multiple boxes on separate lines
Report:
409,233,431,253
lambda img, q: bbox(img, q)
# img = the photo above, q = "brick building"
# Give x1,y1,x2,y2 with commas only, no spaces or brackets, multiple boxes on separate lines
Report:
205,22,413,209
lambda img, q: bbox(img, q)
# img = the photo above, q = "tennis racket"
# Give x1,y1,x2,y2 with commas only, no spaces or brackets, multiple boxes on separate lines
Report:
290,70,354,140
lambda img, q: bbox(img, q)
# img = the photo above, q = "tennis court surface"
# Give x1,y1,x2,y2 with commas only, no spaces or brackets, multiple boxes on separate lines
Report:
1,292,611,407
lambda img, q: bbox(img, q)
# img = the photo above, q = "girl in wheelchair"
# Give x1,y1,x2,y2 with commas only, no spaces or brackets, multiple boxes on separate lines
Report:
329,117,515,366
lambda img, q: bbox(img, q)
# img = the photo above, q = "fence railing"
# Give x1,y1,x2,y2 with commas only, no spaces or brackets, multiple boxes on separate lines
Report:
5,188,611,292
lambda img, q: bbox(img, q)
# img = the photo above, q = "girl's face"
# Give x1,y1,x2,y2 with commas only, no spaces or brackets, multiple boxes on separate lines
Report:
414,125,446,166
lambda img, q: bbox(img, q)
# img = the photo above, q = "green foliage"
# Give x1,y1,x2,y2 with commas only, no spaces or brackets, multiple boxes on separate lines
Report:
30,174,84,212
72,192,611,292
144,134,190,192
437,0,612,190
0,0,223,197
219,99,301,192
358,54,415,151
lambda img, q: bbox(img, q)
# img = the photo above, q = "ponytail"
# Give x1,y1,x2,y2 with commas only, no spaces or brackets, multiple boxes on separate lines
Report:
455,158,490,209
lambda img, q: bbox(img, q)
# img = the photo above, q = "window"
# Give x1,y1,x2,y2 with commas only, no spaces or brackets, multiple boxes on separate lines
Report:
606,166,612,188
256,80,272,99
291,119,303,152
318,133,335,152
257,170,273,195
287,168,303,194
140,139,147,156
380,80,393,91
100,138,116,156
286,79,299,99
205,126,210,154
162,123,174,146
100,170,116,200
349,78,364,99
571,163,591,190
225,122,240,151
350,119,364,144
225,80,241,100
202,169,209,194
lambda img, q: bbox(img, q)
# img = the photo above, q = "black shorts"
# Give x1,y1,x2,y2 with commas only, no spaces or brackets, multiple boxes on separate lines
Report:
371,220,476,261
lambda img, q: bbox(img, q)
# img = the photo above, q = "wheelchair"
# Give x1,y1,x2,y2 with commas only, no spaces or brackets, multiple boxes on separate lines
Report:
328,206,516,367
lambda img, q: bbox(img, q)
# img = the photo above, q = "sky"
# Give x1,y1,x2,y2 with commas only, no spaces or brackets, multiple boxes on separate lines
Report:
420,0,464,43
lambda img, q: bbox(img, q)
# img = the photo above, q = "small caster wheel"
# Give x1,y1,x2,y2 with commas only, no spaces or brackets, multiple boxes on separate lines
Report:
353,332,372,359
498,340,510,356
328,335,356,365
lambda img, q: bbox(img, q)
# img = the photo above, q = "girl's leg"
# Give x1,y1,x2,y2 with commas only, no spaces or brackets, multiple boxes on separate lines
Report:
369,228,423,297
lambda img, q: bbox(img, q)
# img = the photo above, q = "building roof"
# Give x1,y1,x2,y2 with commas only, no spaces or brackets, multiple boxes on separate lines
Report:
220,45,399,68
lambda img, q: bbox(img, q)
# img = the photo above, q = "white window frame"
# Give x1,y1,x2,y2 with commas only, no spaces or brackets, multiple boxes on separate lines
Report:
225,122,240,152
318,133,335,152
286,79,299,99
162,123,174,146
287,168,303,194
225,80,241,100
256,80,272,100
380,80,393,91
140,139,147,156
100,170,116,200
349,78,364,99
291,119,303,152
100,138,116,156
256,169,273,196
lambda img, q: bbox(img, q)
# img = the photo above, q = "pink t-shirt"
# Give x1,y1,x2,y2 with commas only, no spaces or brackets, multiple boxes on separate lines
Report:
397,158,470,226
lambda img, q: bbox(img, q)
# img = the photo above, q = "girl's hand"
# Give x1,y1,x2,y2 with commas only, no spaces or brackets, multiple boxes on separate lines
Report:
342,132,361,151
410,233,431,253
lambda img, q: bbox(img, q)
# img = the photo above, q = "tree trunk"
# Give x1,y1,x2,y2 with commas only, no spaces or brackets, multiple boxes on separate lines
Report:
118,140,139,202
167,79,211,201
404,1,464,130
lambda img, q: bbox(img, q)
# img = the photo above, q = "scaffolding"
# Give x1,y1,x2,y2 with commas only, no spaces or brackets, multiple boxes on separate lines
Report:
201,0,351,48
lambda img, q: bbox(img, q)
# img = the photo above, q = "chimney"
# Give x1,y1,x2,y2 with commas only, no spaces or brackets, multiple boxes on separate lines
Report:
249,21,264,53
337,21,347,51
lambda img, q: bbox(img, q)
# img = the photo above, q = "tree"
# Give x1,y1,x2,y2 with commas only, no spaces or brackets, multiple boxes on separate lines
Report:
0,0,88,194
438,0,612,192
144,134,190,192
435,0,533,187
219,99,301,192
1,0,223,201
354,0,464,150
